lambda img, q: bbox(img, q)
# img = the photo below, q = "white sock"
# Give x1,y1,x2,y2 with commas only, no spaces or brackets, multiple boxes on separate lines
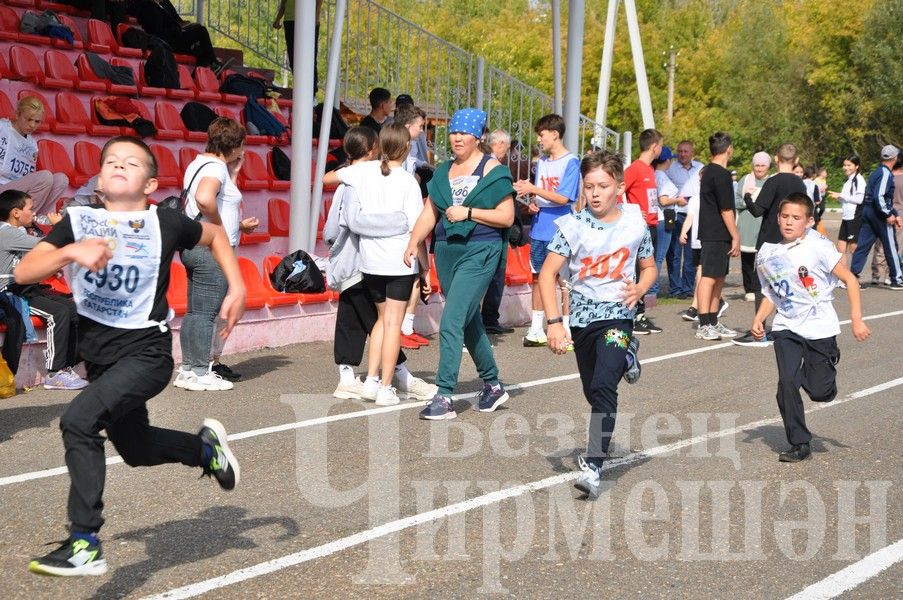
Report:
338,364,356,386
529,310,545,336
366,375,379,384
401,313,415,336
394,362,414,386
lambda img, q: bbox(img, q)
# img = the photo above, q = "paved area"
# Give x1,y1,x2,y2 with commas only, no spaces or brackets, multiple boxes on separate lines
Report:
1,218,901,599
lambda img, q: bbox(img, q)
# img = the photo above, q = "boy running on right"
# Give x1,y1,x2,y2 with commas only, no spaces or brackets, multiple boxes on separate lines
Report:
750,193,870,463
538,150,655,499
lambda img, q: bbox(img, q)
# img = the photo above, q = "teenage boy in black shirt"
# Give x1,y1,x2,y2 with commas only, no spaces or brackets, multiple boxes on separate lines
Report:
17,137,246,577
695,132,740,341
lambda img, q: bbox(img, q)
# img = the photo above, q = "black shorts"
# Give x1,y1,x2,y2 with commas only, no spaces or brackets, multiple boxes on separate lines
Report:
838,218,862,244
700,240,730,278
363,273,417,303
692,248,702,268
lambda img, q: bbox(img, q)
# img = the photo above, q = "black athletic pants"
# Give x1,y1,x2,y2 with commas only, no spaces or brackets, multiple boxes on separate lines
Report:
60,344,203,533
334,281,406,367
771,330,839,446
740,251,760,295
572,319,632,469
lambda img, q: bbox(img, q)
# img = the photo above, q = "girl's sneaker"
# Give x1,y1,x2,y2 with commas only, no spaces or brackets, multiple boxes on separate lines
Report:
375,386,400,406
43,368,89,390
477,383,509,412
333,378,364,400
419,394,456,420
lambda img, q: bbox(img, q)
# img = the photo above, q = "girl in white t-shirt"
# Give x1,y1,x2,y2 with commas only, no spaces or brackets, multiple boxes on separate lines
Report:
0,96,69,216
826,155,865,268
176,118,260,391
336,122,428,405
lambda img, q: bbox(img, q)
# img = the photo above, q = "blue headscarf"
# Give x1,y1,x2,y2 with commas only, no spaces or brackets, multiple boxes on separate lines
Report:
448,108,487,139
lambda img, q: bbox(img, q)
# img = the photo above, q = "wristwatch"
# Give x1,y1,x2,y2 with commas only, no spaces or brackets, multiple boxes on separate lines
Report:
546,316,563,325
467,207,473,221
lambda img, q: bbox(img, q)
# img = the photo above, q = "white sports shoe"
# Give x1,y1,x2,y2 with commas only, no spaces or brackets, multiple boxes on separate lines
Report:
333,378,364,400
183,370,234,391
713,322,739,338
375,386,400,406
361,378,380,401
173,367,193,389
396,375,438,401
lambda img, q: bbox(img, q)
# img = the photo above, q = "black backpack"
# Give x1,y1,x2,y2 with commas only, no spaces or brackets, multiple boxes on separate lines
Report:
219,73,268,99
144,40,179,89
269,250,326,294
270,146,290,180
180,101,218,132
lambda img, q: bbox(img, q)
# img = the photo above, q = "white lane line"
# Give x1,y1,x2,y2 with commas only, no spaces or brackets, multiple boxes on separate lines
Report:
784,538,903,600
143,376,903,600
2,308,902,489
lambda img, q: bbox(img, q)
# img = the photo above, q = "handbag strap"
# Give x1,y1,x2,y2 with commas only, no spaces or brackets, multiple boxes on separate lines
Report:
182,161,219,221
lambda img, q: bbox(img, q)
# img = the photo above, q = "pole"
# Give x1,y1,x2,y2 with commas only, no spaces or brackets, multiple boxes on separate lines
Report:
563,0,584,152
309,0,347,249
594,0,618,128
288,0,318,252
552,0,562,115
475,56,485,111
622,130,632,165
666,46,676,125
622,0,654,129
195,0,204,26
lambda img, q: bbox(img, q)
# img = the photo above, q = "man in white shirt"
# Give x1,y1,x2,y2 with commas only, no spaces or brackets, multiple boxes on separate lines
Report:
664,140,703,297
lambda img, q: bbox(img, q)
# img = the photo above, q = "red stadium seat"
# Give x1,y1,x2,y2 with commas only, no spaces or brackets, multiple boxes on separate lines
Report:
266,151,291,191
9,45,50,86
44,273,71,294
149,144,180,188
78,55,138,95
137,62,167,96
152,101,186,140
236,151,269,191
255,257,303,306
56,14,84,48
19,89,82,134
263,255,333,304
166,261,188,315
36,139,76,181
236,257,271,309
73,141,101,186
0,6,22,42
194,66,244,104
39,0,87,15
179,147,200,173
214,106,239,121
87,19,141,57
57,92,118,138
267,198,289,237
167,65,197,100
46,50,105,92
0,91,14,119
239,230,271,245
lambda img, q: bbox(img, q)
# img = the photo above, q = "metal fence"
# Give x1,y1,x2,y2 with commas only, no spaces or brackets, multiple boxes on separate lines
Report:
177,0,620,161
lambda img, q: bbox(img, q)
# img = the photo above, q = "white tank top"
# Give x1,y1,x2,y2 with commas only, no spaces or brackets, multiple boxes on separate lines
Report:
67,205,166,330
556,204,646,302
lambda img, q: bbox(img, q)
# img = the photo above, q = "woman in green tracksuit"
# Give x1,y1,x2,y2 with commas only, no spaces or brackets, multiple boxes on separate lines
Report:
403,108,515,420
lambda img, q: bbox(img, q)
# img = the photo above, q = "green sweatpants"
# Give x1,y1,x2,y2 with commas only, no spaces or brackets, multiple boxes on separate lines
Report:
434,239,505,395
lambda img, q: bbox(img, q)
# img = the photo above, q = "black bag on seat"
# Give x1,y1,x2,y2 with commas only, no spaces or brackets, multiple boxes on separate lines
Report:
269,250,326,294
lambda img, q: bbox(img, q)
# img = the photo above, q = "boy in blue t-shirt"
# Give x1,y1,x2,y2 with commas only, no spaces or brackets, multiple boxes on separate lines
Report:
513,114,580,347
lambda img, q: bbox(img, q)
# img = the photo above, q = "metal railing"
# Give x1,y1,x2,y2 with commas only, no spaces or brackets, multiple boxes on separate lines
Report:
176,0,620,161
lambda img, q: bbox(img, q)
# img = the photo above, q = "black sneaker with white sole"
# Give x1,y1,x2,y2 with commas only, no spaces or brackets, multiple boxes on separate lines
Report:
731,331,772,347
681,306,699,322
633,314,662,335
29,537,107,577
199,418,240,490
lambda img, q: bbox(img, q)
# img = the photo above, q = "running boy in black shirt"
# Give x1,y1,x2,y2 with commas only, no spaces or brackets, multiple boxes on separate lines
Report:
17,137,246,576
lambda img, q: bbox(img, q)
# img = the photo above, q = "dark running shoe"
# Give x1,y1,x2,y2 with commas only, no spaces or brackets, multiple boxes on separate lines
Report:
29,537,107,577
419,394,457,420
681,306,699,322
199,418,240,490
623,336,641,384
477,383,509,412
779,443,811,463
212,363,242,381
633,314,662,335
732,331,772,347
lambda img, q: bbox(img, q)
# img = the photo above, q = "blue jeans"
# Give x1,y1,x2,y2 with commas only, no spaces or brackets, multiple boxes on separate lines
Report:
666,213,695,296
179,246,228,374
650,221,672,296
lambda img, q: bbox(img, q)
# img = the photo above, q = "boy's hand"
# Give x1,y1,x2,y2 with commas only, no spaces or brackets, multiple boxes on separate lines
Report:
851,318,870,341
419,273,432,296
47,212,63,225
547,322,571,355
239,216,259,233
512,180,534,196
729,235,740,257
750,319,766,340
619,275,644,310
402,243,418,268
218,289,246,338
526,202,540,215
70,238,113,272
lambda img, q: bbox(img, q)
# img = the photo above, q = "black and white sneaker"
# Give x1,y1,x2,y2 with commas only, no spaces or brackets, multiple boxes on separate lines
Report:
623,336,641,384
732,331,772,347
212,363,242,381
681,306,699,322
199,418,240,490
717,298,729,319
29,537,107,577
633,314,662,335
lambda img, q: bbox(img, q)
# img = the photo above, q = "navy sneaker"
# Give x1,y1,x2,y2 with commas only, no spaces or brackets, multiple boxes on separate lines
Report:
29,537,107,577
419,394,456,420
477,383,509,412
198,418,240,490
623,336,641,384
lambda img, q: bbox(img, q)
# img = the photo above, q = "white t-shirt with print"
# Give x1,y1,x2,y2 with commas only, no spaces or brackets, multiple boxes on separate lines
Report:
184,156,242,246
337,161,422,275
0,119,38,185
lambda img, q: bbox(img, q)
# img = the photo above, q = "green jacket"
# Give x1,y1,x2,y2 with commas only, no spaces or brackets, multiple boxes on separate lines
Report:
428,160,515,241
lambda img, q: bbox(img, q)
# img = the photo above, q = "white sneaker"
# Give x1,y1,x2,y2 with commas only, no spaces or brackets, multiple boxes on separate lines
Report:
183,370,234,391
361,378,380,401
713,322,739,338
375,386,400,406
173,367,192,389
397,375,438,401
744,292,755,302
695,324,721,341
333,378,364,400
